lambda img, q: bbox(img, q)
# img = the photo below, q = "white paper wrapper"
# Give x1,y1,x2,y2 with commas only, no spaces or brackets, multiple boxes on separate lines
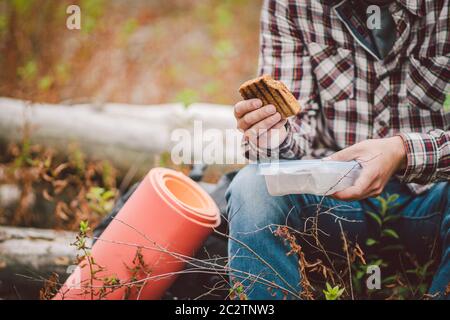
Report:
258,160,362,196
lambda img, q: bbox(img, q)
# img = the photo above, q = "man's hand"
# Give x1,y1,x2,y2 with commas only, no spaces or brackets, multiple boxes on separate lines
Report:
234,98,287,149
327,136,407,201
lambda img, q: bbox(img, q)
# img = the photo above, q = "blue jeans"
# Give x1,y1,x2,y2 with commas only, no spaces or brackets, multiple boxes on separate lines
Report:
226,164,450,299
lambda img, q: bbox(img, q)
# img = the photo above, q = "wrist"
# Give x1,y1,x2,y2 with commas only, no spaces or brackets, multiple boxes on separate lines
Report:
389,136,407,170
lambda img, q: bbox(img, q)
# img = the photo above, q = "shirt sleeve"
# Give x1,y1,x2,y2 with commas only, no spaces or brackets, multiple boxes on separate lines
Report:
243,0,320,161
398,129,450,184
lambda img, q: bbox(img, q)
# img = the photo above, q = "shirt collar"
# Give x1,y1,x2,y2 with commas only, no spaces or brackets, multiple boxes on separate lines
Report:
333,0,425,17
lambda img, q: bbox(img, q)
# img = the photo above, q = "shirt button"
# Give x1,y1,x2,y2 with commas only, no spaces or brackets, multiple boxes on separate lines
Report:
379,120,387,127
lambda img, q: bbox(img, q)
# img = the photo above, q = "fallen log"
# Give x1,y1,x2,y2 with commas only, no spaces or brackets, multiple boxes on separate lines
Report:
0,98,245,175
0,225,81,299
0,222,228,300
0,226,79,276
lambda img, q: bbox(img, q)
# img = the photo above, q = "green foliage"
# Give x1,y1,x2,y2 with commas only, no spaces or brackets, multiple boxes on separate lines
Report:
354,194,402,297
13,138,32,168
80,0,105,34
323,283,345,300
1,0,260,105
382,228,399,239
229,281,248,300
71,219,108,300
0,14,7,34
352,193,437,299
201,81,219,96
86,186,116,216
158,151,172,168
366,211,382,226
11,0,33,15
174,88,199,107
79,220,90,234
17,60,38,81
365,238,377,246
121,18,138,39
81,0,105,20
214,3,233,30
1,135,121,231
68,146,86,175
367,194,401,225
38,75,54,91
101,161,115,189
75,220,90,251
214,39,235,59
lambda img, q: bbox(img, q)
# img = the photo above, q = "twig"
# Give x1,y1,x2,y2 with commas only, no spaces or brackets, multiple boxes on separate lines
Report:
339,220,354,300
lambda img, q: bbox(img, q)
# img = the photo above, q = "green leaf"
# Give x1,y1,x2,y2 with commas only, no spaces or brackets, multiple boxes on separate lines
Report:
38,75,54,91
382,275,397,284
17,60,37,80
121,18,138,37
366,211,382,226
382,228,399,239
387,193,399,205
372,259,383,266
376,196,388,216
356,270,365,279
174,88,199,107
214,39,235,59
79,220,90,233
0,14,8,34
382,214,400,223
12,0,33,14
405,269,418,274
102,190,116,200
366,238,377,246
323,283,344,300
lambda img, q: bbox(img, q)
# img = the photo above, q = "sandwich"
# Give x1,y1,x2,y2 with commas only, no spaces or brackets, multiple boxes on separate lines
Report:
239,75,301,118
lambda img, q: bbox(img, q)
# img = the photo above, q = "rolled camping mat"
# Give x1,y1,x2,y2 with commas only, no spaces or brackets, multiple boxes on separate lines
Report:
54,167,221,300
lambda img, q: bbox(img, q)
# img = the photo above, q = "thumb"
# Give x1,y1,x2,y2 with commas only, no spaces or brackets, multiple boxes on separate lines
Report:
325,146,358,162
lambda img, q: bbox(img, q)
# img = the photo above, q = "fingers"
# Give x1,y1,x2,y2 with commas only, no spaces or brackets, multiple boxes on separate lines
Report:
331,186,362,201
332,171,379,201
237,104,277,131
234,98,286,150
245,112,282,138
271,118,288,130
248,118,287,147
234,99,263,119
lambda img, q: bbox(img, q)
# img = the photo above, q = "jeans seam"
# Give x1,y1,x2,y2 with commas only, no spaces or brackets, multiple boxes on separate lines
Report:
299,203,364,213
398,212,442,221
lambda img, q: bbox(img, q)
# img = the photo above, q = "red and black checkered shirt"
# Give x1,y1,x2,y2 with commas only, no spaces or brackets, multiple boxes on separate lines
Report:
245,0,450,191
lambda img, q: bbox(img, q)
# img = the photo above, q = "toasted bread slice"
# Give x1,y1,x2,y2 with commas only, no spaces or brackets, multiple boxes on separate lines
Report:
239,75,301,118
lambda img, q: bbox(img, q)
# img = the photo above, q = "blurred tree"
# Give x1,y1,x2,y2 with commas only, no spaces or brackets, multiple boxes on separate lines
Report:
0,0,262,105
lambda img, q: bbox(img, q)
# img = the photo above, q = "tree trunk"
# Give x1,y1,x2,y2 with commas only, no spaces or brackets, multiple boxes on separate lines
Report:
0,98,244,175
0,226,80,275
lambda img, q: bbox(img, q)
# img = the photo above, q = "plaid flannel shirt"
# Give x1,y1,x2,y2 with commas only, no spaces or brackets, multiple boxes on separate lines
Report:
244,0,450,192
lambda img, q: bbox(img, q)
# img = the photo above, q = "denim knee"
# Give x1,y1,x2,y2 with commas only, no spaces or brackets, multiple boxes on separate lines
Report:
225,164,290,231
440,185,450,246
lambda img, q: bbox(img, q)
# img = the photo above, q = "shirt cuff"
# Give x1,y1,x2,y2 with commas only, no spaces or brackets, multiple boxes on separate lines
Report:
396,132,439,184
